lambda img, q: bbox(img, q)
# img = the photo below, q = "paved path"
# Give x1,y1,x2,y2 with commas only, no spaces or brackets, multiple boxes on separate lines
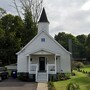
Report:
0,77,48,90
37,83,48,90
0,77,37,90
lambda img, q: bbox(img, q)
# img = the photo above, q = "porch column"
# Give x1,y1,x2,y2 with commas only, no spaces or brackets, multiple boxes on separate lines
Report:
55,55,57,74
28,55,31,74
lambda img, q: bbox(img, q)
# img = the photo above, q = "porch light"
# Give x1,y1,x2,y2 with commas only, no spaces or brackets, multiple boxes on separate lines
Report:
56,57,58,60
61,70,63,73
46,58,47,64
30,58,32,61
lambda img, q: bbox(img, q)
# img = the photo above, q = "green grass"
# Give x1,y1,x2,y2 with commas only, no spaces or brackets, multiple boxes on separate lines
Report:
54,70,90,90
81,65,90,72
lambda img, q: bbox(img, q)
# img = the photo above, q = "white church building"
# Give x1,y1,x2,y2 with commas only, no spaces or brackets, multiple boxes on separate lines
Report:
16,8,71,82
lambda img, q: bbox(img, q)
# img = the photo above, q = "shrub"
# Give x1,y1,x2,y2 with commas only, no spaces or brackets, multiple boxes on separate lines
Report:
67,82,80,90
48,81,56,90
73,62,84,70
88,72,90,76
85,71,87,74
71,72,75,76
80,70,82,72
65,73,71,79
82,70,85,73
57,73,71,81
57,73,61,81
17,73,29,81
50,75,55,82
77,68,80,72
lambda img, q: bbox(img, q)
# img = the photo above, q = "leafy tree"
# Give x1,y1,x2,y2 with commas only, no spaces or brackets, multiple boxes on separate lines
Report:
76,34,87,44
54,32,81,58
55,32,68,50
0,8,6,18
86,34,90,60
0,11,38,65
22,11,37,46
0,14,23,65
1,14,14,32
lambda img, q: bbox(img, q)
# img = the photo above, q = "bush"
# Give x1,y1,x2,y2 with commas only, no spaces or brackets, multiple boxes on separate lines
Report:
88,72,90,76
65,73,71,79
77,68,80,72
72,62,84,70
57,73,71,81
85,71,88,74
82,70,85,73
80,69,82,72
71,72,75,76
57,73,61,81
50,75,55,82
67,82,80,90
48,81,56,90
17,73,29,81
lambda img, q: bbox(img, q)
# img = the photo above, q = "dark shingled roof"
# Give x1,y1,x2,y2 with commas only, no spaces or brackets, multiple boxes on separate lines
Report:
38,8,49,23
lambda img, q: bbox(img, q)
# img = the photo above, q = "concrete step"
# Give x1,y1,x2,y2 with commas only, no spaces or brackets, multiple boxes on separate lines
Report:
37,72,47,82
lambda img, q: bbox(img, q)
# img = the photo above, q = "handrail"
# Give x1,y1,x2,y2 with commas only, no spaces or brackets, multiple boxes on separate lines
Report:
36,64,38,82
30,64,37,66
48,64,55,66
47,64,48,81
47,64,56,74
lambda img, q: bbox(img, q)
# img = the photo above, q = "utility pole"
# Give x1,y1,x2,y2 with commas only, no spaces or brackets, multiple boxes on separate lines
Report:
68,39,73,72
68,39,72,53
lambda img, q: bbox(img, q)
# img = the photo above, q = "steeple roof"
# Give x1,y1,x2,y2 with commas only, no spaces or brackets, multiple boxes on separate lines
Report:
38,8,49,23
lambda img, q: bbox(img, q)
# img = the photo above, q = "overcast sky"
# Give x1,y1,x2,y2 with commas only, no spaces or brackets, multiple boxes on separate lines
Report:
0,0,90,37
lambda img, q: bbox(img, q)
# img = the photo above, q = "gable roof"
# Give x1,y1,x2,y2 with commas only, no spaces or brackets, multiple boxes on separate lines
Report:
31,49,55,55
38,8,49,23
16,31,71,55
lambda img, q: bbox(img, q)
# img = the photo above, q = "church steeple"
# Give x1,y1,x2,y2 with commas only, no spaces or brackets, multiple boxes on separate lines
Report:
38,8,49,34
39,8,49,23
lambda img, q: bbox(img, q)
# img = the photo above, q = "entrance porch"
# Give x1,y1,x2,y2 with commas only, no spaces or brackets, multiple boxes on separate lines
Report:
27,51,60,82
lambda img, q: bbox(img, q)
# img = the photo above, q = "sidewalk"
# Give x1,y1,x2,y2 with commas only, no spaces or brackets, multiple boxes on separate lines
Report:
37,83,48,90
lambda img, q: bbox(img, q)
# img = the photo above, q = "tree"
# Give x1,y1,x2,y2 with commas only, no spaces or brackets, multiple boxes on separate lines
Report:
13,0,41,45
1,14,14,32
86,34,90,60
0,8,6,18
0,14,23,65
54,32,81,58
13,0,43,23
76,34,87,45
76,35,87,58
22,10,37,46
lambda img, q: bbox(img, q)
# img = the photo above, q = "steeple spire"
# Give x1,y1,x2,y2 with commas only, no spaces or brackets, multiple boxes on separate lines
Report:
39,8,49,23
38,8,49,34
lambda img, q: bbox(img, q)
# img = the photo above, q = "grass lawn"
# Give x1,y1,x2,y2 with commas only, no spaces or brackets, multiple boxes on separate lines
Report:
54,70,90,90
81,65,90,72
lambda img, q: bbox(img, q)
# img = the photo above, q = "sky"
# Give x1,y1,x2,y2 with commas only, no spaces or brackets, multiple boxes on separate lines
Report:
0,0,90,37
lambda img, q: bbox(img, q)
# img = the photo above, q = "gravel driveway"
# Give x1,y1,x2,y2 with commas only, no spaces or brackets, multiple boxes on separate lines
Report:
0,77,37,90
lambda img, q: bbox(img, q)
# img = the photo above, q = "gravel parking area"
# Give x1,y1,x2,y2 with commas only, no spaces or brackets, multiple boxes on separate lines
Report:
0,77,37,90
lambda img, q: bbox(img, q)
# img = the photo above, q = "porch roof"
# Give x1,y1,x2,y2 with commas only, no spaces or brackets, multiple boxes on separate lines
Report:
31,50,55,55
25,48,61,56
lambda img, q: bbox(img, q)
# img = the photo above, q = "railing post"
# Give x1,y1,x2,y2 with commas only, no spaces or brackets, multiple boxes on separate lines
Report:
36,64,38,82
55,55,57,74
47,64,48,81
28,55,30,74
